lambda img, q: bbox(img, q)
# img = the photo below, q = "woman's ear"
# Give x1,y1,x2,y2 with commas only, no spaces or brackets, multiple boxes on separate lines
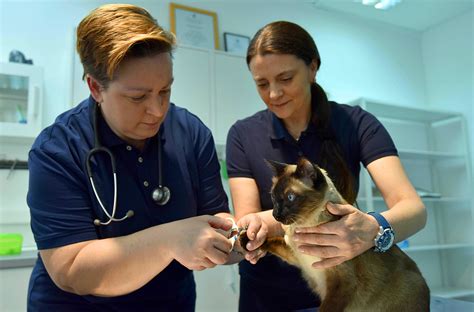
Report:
309,60,318,83
86,74,103,103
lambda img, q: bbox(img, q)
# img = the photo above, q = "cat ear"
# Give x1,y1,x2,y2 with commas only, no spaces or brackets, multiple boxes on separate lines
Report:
295,158,315,176
265,159,287,177
295,158,318,186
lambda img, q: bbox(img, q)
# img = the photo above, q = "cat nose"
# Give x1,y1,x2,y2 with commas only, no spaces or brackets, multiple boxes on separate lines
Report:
273,209,284,222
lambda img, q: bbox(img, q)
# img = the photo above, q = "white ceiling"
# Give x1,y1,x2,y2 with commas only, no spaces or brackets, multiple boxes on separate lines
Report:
311,0,474,31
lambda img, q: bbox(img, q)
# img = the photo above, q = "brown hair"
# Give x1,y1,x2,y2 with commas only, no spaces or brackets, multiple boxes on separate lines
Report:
247,21,356,203
76,4,176,88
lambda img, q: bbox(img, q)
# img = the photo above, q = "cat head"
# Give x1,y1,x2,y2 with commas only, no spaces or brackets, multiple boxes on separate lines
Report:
267,157,328,225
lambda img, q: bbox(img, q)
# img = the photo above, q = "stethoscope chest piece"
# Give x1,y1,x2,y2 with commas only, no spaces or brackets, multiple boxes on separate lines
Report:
152,185,171,205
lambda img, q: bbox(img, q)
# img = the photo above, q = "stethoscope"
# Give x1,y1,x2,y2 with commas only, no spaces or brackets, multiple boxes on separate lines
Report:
86,104,171,226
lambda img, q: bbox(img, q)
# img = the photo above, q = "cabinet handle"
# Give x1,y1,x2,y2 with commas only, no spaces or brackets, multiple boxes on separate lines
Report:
32,85,40,117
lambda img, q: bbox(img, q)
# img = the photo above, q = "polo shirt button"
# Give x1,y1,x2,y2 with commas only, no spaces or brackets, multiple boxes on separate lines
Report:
126,145,132,151
143,181,149,187
138,157,143,163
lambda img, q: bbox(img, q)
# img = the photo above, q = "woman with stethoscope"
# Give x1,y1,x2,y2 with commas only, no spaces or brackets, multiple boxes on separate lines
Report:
26,4,237,311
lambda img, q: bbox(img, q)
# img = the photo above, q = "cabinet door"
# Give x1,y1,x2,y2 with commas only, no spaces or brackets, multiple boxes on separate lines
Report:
71,50,90,106
171,47,213,130
0,267,33,311
0,62,43,138
214,53,263,144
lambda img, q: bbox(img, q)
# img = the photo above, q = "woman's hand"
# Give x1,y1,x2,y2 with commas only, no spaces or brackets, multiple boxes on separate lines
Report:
293,202,379,269
166,215,233,271
236,213,269,264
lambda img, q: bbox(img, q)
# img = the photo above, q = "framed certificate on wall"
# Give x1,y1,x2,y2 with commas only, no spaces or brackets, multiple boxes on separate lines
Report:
170,3,219,50
223,32,250,56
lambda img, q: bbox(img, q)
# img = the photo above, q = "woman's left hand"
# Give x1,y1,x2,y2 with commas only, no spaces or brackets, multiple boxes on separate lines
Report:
293,202,379,269
236,213,269,264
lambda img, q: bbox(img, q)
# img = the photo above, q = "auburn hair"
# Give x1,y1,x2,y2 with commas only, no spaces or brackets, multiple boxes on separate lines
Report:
247,21,356,203
76,4,176,88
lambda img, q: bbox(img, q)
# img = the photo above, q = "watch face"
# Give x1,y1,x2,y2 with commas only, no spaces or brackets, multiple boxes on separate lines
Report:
378,229,395,250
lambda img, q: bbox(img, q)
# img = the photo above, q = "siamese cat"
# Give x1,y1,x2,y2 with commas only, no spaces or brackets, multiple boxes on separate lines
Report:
240,158,430,312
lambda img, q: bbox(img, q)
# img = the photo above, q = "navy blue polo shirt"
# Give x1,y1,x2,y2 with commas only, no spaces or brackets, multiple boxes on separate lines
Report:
226,101,397,300
27,97,229,310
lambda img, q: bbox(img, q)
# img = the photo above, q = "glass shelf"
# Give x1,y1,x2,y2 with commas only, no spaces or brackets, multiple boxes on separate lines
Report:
348,97,461,123
357,197,470,203
431,287,474,299
405,243,474,252
399,149,464,160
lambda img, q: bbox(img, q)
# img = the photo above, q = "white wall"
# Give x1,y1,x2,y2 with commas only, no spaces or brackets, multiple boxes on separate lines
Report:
0,0,429,128
422,10,474,177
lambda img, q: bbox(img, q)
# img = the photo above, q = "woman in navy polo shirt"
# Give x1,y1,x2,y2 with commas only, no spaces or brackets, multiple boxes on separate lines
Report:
26,4,234,311
226,21,427,311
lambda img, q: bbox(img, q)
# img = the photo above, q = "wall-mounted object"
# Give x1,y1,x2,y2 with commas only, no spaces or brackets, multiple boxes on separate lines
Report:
170,3,219,50
223,32,250,56
0,159,28,170
8,50,33,65
0,159,28,180
0,62,43,139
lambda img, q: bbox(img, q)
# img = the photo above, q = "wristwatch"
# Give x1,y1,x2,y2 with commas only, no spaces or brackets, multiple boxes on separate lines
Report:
367,212,395,253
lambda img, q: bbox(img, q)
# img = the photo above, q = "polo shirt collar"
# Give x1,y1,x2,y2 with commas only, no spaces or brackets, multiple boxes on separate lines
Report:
270,113,287,140
88,96,164,149
269,111,316,140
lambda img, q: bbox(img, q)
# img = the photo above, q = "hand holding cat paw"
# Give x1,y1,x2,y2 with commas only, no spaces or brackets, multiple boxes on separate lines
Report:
294,202,378,269
167,215,234,271
237,213,269,264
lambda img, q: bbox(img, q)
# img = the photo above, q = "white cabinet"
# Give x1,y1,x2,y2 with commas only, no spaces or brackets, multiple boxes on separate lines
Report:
172,46,213,127
350,97,474,300
0,266,33,311
213,51,263,144
170,45,262,144
0,62,43,139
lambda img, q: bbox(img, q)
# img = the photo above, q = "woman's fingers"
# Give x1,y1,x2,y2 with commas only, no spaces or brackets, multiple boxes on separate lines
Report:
207,215,233,231
293,232,339,246
311,256,346,269
245,249,267,264
298,244,340,259
246,225,268,251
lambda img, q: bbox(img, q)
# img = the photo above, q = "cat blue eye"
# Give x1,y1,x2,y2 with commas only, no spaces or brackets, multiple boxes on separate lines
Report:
287,193,296,202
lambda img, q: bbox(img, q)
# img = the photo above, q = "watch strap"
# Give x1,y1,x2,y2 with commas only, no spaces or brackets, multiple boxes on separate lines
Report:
367,211,391,230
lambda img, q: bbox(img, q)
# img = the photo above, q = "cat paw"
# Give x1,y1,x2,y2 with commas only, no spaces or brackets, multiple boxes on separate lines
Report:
238,230,251,252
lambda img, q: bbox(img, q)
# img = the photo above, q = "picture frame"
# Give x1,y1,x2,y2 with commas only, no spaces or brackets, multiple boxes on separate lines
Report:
223,32,251,56
170,3,219,50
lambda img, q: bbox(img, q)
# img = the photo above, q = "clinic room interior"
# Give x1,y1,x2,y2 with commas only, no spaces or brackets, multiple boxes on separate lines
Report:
0,0,473,311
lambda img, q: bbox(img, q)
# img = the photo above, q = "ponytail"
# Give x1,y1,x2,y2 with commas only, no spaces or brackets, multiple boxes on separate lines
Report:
311,83,356,204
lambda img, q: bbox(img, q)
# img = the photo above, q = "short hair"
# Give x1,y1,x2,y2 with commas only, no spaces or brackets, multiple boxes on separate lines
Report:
76,4,176,88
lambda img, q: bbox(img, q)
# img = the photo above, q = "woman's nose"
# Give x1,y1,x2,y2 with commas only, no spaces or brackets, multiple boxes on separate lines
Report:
269,85,283,100
146,97,165,117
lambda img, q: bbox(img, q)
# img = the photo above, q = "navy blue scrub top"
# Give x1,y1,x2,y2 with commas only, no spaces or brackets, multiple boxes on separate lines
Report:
226,101,398,297
27,97,229,310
